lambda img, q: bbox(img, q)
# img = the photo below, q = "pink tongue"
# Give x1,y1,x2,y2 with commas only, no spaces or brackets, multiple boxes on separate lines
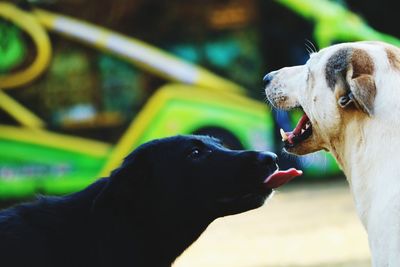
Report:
264,168,303,189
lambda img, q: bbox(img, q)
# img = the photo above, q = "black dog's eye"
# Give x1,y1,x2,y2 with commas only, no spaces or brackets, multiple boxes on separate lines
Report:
188,148,201,158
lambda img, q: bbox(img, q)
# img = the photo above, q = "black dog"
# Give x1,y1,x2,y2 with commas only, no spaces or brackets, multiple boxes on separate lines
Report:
0,135,280,267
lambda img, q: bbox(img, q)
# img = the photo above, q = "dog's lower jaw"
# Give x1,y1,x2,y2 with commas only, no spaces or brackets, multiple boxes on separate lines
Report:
214,190,273,217
283,131,326,156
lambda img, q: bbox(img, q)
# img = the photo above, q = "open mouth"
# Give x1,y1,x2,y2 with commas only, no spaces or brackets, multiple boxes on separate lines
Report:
280,111,312,148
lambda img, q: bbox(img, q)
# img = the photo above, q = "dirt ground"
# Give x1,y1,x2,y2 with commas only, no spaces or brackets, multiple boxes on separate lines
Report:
173,178,371,267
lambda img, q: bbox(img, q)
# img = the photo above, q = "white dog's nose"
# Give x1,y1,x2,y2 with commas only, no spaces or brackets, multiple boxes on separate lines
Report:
263,72,276,87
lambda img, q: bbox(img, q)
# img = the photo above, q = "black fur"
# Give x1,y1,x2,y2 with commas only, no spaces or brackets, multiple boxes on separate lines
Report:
0,135,277,267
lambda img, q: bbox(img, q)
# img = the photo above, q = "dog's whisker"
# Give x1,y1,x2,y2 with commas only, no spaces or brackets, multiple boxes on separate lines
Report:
305,44,313,55
305,39,317,53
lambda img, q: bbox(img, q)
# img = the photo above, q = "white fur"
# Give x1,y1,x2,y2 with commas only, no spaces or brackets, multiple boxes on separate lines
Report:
265,41,400,267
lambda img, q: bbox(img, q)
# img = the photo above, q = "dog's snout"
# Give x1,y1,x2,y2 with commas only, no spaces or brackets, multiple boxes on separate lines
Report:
238,151,278,166
258,151,278,165
263,72,276,87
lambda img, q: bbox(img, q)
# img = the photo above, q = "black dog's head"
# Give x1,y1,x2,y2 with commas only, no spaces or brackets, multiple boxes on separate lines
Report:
96,135,279,218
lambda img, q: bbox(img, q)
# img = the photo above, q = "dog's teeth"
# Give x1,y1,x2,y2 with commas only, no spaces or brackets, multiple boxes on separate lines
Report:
280,128,288,141
301,129,305,134
305,123,310,129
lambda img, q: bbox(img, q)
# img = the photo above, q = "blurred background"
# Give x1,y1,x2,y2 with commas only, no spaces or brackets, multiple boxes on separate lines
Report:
1,0,399,266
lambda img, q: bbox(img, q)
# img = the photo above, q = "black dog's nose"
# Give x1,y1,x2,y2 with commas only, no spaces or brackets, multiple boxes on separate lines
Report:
258,151,278,165
263,72,275,87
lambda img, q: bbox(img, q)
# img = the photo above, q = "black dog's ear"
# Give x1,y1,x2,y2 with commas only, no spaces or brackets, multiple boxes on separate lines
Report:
92,148,149,214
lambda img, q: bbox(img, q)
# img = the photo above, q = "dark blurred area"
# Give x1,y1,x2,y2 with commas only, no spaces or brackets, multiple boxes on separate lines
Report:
346,0,399,38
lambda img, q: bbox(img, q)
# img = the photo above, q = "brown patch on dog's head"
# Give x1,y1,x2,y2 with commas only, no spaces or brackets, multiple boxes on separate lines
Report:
385,47,400,70
325,47,376,116
351,49,374,77
347,49,376,116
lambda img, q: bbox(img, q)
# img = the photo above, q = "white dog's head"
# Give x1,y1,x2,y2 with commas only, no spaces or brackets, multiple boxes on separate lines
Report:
264,41,400,158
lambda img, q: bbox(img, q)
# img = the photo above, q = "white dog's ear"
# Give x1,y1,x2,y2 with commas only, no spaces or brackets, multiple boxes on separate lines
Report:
343,63,376,116
328,48,376,116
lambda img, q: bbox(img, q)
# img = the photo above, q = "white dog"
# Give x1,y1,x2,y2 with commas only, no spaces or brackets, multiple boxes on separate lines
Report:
264,41,400,266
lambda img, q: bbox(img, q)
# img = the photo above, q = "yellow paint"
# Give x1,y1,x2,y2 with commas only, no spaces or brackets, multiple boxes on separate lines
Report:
0,91,45,128
32,8,57,29
0,3,52,89
0,125,111,157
